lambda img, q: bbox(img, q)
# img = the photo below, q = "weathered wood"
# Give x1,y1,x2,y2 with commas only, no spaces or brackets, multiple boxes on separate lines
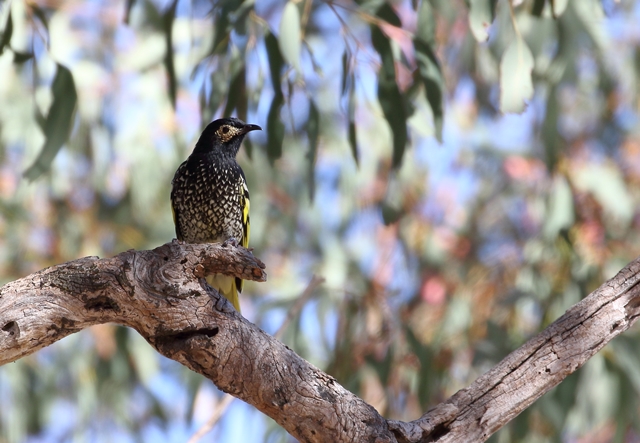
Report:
390,257,640,443
0,240,395,442
2,241,640,442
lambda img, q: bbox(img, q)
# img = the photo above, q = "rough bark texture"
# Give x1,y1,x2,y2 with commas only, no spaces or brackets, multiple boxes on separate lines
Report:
1,242,640,442
389,256,640,443
0,241,395,442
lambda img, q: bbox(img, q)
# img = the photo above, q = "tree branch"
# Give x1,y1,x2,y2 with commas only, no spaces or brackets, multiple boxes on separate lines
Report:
1,242,640,442
0,240,393,441
390,256,640,443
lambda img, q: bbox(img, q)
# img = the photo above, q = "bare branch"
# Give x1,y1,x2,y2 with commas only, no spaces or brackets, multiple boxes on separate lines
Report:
0,240,394,442
389,256,640,443
2,241,640,442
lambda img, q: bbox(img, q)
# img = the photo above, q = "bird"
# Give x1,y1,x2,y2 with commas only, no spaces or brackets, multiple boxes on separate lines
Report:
170,117,261,312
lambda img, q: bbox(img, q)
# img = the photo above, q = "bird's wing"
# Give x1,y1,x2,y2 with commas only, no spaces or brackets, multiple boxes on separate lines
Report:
170,161,187,241
240,176,250,249
236,172,250,295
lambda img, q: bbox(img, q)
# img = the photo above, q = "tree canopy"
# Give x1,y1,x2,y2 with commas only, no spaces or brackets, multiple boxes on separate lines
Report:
1,0,640,441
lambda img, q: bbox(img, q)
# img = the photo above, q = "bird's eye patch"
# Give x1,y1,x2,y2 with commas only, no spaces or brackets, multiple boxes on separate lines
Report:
222,126,230,134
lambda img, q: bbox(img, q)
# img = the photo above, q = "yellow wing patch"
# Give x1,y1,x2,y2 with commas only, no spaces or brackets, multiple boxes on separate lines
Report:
241,180,250,248
236,178,250,295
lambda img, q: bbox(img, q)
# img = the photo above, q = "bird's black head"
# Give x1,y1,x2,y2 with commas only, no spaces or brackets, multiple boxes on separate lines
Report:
194,117,261,157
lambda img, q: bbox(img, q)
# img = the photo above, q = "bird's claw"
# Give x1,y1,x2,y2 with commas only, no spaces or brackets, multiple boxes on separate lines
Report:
222,237,239,248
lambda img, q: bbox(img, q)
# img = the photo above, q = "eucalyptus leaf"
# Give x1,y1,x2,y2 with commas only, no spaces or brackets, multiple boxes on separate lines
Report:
371,17,408,168
381,200,403,225
414,40,444,142
499,35,534,114
347,82,359,166
551,0,569,18
468,0,496,42
30,5,49,32
307,100,320,201
223,66,247,118
416,0,435,46
542,85,561,170
13,51,34,64
24,64,77,181
267,95,285,163
341,51,349,97
543,175,574,239
162,0,178,109
0,8,12,54
532,0,546,17
279,1,302,73
413,0,444,141
265,31,284,97
573,164,634,227
124,0,137,24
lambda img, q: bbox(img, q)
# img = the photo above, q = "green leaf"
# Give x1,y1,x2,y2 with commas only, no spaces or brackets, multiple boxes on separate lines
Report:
223,65,246,118
365,351,394,387
278,1,301,73
348,121,358,168
140,0,163,30
499,35,534,114
376,3,401,27
162,0,178,109
542,85,561,170
347,82,359,166
0,8,12,55
266,94,285,164
468,0,497,42
205,69,230,119
30,5,49,32
531,0,546,17
230,1,254,36
573,0,607,52
341,50,349,96
306,100,320,201
371,21,408,168
123,0,137,24
550,0,569,18
543,175,574,239
211,13,230,54
381,200,403,225
416,0,435,46
24,64,77,181
265,31,284,97
13,51,34,64
413,38,445,142
405,326,436,407
574,164,634,227
378,49,407,168
379,80,407,169
210,1,247,55
34,98,46,131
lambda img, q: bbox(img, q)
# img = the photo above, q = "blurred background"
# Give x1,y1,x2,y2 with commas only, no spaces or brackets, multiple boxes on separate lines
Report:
1,0,640,441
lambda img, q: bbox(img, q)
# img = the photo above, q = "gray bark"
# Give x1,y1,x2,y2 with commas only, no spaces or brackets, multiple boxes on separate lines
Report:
1,241,639,442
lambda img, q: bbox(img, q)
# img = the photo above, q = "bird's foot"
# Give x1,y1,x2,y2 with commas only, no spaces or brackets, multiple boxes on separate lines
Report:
222,237,239,248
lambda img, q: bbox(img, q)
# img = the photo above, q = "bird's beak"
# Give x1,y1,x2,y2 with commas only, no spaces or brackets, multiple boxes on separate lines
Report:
242,124,262,134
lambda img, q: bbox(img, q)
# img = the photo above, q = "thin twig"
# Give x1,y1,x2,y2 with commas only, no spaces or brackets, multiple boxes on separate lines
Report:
187,393,235,443
325,0,413,37
274,275,325,340
300,0,313,40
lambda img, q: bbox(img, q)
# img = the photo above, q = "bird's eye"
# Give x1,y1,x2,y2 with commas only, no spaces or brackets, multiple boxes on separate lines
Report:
222,126,230,134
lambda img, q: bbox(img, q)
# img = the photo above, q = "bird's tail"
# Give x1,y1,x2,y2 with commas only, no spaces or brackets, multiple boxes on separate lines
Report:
206,274,241,312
